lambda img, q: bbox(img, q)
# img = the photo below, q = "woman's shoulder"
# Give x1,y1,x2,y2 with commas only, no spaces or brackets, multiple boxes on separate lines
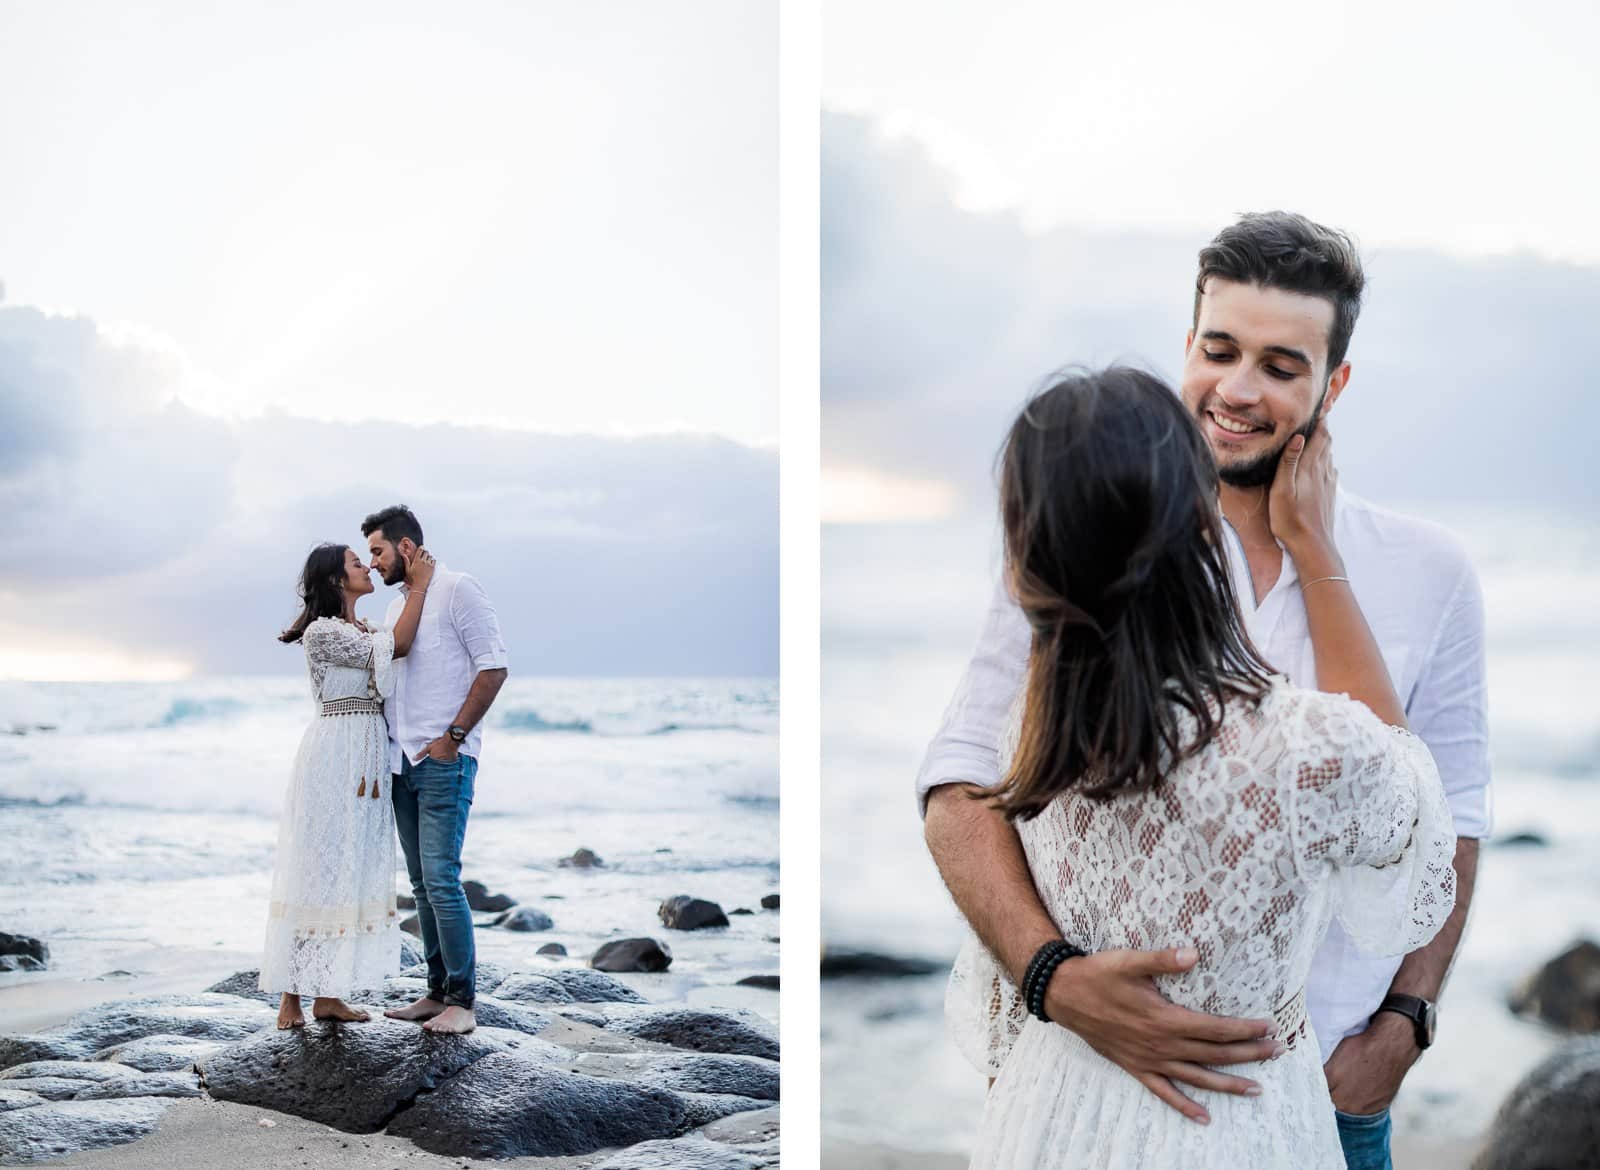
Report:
1250,678,1401,761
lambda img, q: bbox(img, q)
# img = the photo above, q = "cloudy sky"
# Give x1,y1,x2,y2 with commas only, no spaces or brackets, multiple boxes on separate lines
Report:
0,2,776,680
822,0,1599,523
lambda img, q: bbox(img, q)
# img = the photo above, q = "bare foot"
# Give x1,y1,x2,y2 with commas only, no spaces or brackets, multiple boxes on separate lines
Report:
311,997,371,1022
384,995,447,1022
277,994,305,1030
421,1005,476,1034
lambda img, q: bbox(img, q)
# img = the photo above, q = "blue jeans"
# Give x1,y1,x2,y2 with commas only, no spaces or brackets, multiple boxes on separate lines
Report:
392,752,478,1008
1336,1108,1393,1170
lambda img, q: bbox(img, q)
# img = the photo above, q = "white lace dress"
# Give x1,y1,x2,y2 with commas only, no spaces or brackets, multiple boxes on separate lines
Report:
259,618,401,998
947,680,1457,1169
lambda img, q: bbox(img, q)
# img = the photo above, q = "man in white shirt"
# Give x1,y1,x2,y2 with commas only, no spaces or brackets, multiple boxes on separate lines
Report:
920,212,1489,1170
362,504,509,1035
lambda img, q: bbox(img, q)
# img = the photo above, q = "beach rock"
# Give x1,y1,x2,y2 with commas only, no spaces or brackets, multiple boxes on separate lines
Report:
704,1104,780,1145
399,933,425,966
0,1077,104,1101
1476,1036,1600,1170
659,896,730,931
538,942,568,957
0,1088,44,1112
760,894,779,910
74,1070,202,1100
463,880,517,913
0,1098,172,1161
604,1009,778,1061
820,947,943,978
591,1134,770,1169
630,1053,779,1101
92,1034,227,1072
0,1061,138,1085
198,1014,506,1131
0,1035,94,1070
548,968,649,1003
677,1092,773,1128
494,974,576,1005
386,1051,686,1158
1509,939,1600,1032
0,954,46,973
737,975,779,991
52,994,274,1053
203,969,276,1004
496,907,555,932
730,908,755,916
592,938,672,973
396,893,416,909
399,914,421,936
560,848,604,868
0,932,49,967
1497,831,1549,848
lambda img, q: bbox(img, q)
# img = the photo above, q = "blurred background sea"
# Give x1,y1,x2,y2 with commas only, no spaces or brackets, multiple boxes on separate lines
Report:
821,510,1600,1155
0,676,779,1023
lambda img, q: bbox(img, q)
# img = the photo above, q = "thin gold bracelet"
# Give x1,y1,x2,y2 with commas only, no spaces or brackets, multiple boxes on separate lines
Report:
1301,575,1351,590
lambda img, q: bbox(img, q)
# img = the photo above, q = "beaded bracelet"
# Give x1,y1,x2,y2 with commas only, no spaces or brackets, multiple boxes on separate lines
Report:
1022,939,1085,1021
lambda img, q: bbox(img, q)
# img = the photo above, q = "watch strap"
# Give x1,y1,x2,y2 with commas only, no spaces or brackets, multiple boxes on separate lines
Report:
1376,993,1432,1049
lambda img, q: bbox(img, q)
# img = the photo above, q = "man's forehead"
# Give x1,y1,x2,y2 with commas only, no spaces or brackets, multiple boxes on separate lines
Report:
1196,279,1334,356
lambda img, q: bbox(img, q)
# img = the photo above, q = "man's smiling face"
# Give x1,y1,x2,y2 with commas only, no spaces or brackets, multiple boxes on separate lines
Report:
1180,278,1349,488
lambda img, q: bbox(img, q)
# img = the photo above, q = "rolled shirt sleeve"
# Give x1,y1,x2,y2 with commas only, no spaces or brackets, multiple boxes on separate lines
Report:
914,578,1032,816
450,573,510,673
1408,562,1492,839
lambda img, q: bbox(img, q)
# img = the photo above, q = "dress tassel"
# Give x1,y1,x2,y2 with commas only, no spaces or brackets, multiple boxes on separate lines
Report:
357,777,366,797
371,777,380,799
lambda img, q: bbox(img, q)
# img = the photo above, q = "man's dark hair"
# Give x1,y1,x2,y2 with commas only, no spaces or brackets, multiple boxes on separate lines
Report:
1193,211,1365,373
361,504,424,547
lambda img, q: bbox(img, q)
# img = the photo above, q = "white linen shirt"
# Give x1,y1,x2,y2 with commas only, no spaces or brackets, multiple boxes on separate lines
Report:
916,489,1491,1060
383,564,509,773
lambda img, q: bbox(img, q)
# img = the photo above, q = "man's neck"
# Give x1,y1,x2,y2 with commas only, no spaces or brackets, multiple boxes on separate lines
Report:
1219,483,1275,549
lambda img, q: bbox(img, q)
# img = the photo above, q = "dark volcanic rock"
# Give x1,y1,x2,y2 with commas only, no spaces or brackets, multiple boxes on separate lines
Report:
494,974,576,1005
93,1034,226,1072
74,1070,202,1100
592,1134,769,1169
396,893,417,910
399,914,421,936
204,969,275,1004
0,1035,94,1070
592,938,672,973
1497,831,1549,848
463,881,517,913
0,1098,172,1161
199,1014,506,1131
631,1053,779,1101
659,896,730,931
676,1092,772,1128
548,969,649,1004
538,943,568,957
399,933,425,966
387,1051,687,1158
0,1061,137,1086
730,908,755,916
0,954,46,973
0,1077,103,1101
496,907,555,932
0,932,48,967
760,894,779,910
1509,939,1600,1032
559,847,604,868
605,1010,778,1061
820,948,943,978
737,975,779,991
1476,1036,1600,1170
0,1087,44,1111
2,995,273,1068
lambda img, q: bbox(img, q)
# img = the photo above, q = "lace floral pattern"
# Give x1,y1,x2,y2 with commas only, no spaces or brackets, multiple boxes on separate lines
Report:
259,618,400,998
948,678,1457,1169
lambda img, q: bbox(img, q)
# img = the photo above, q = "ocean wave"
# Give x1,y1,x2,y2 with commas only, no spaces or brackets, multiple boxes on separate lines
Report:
498,709,596,734
153,697,249,728
496,709,767,737
644,722,763,736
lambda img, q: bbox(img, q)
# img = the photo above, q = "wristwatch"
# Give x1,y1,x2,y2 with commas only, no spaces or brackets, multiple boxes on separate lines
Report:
1375,993,1436,1050
447,724,468,744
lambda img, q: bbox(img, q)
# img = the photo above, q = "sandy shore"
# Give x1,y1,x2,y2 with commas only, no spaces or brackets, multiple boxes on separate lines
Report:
0,947,259,1035
823,1135,1484,1169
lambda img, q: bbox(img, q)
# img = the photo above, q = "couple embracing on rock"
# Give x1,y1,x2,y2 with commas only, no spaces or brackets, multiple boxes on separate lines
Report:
260,504,508,1036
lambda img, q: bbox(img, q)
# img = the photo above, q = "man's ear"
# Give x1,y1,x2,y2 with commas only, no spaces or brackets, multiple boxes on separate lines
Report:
1321,361,1352,417
397,537,417,559
1183,328,1195,356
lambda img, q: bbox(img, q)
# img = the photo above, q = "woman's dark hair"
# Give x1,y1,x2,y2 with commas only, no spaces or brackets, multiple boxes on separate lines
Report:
985,365,1274,820
1194,211,1365,371
279,543,351,644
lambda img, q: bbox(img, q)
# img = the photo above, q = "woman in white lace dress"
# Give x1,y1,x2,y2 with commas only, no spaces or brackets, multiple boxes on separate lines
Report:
261,542,434,1029
946,367,1456,1169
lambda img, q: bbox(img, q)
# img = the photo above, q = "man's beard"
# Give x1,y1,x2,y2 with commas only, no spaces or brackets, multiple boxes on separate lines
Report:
1213,388,1327,489
381,559,406,587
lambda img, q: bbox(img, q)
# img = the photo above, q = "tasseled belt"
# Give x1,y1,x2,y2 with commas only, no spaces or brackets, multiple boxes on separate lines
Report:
319,697,385,800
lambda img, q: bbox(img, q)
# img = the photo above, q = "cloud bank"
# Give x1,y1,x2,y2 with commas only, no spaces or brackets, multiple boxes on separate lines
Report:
0,299,776,678
823,111,1599,519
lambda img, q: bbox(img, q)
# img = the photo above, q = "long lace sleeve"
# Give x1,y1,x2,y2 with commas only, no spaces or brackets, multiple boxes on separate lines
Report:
946,932,1027,1077
1288,692,1457,957
369,629,396,698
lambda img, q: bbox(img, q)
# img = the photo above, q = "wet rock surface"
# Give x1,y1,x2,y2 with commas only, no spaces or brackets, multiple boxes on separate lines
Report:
1477,1036,1600,1170
386,1051,687,1158
1509,939,1600,1032
462,880,517,913
201,970,274,1004
0,1089,44,1113
0,933,48,968
72,1071,202,1100
603,1009,779,1060
546,968,649,1004
820,946,943,978
538,942,568,956
592,938,672,973
493,973,576,1004
92,1034,227,1073
759,894,779,910
495,907,555,932
737,975,779,990
0,1098,173,1163
659,896,730,931
559,847,603,868
593,1132,772,1168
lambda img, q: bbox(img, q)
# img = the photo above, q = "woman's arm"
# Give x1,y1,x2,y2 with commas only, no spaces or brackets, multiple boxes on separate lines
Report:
390,549,436,658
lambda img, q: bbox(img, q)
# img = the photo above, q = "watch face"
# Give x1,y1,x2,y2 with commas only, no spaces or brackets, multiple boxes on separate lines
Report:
1422,1001,1437,1047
